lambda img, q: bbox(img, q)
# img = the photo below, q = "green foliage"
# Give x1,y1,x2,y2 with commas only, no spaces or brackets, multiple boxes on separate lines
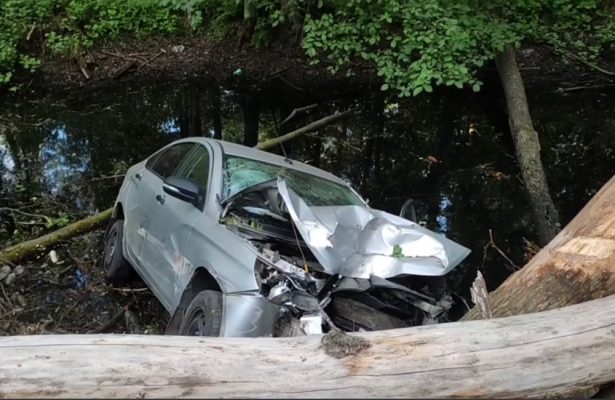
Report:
0,0,315,86
0,0,231,86
302,0,615,96
1,0,612,91
392,244,405,258
46,213,70,229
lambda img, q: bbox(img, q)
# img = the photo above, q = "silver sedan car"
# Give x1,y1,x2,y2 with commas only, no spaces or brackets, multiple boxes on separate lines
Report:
103,138,470,337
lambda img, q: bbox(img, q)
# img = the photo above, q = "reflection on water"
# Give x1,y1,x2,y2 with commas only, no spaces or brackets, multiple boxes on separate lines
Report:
1,81,614,299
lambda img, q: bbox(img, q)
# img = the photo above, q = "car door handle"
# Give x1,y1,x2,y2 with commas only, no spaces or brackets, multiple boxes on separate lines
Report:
155,194,165,205
135,173,142,181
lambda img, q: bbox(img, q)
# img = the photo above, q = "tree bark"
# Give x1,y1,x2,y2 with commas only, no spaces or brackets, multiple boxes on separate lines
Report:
240,93,261,147
211,85,223,139
496,46,560,245
2,295,615,398
463,175,615,320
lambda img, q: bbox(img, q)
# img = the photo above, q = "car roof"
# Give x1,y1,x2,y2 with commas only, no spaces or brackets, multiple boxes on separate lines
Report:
188,137,349,186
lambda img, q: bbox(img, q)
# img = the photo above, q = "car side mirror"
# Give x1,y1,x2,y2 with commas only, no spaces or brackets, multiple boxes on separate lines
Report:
163,176,203,207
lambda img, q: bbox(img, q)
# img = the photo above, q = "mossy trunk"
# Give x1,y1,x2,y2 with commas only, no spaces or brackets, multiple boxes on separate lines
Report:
496,46,560,245
0,208,113,265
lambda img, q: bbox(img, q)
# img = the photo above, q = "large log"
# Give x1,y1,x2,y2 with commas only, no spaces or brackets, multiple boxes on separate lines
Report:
2,295,615,398
464,175,615,320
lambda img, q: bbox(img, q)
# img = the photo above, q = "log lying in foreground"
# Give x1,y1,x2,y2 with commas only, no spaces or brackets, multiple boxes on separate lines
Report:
0,111,349,265
0,208,113,265
2,295,615,398
464,175,615,320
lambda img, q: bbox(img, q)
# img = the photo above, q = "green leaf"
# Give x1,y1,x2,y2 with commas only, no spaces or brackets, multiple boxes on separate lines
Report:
380,83,389,91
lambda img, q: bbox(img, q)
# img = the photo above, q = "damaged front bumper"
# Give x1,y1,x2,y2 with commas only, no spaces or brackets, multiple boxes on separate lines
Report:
220,292,281,337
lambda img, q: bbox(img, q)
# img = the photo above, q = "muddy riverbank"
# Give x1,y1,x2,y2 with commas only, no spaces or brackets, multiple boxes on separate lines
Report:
16,38,615,96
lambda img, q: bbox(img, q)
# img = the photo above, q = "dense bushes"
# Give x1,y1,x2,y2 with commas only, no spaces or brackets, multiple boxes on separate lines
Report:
0,0,235,86
0,0,613,90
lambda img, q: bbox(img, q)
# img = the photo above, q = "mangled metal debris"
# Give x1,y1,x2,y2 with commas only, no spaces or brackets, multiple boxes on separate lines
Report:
221,175,471,336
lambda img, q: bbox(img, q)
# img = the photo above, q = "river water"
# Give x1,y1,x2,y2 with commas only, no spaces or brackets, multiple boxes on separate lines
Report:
1,80,614,300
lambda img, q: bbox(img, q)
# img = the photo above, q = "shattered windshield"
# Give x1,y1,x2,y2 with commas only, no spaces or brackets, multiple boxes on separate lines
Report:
222,155,364,207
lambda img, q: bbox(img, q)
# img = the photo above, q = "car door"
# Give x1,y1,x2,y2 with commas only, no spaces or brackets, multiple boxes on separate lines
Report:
123,154,166,267
141,144,212,311
135,142,196,305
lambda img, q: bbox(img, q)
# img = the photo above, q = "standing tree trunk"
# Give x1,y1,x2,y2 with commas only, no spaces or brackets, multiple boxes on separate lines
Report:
240,93,261,147
211,85,223,139
496,46,560,245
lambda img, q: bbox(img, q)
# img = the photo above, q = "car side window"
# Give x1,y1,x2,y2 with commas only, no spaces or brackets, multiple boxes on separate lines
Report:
175,145,210,190
148,143,195,179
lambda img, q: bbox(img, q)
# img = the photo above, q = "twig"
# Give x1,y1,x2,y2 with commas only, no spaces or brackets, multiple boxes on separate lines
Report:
26,24,36,41
0,306,43,320
281,104,318,125
483,229,519,272
1,207,52,224
57,295,84,324
263,66,291,80
110,287,149,293
100,51,134,61
304,132,362,151
88,174,126,182
561,50,615,76
79,64,90,80
135,49,165,71
0,282,12,308
276,74,306,92
90,305,128,334
114,61,137,79
554,83,615,93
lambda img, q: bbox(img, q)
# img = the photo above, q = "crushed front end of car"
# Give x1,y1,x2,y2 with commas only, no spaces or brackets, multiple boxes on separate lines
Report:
219,160,470,336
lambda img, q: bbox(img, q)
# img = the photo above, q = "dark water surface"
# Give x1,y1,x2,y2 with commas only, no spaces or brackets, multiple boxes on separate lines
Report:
1,81,614,301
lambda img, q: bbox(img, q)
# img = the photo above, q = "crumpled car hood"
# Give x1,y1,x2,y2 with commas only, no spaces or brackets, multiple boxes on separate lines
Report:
277,179,471,279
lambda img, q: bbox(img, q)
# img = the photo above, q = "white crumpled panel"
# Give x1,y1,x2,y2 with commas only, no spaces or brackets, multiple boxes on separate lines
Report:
277,179,470,279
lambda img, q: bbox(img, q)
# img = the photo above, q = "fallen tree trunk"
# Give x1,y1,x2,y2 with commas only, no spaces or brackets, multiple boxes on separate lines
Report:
464,175,615,320
0,111,348,265
0,208,113,265
2,295,615,398
256,110,350,150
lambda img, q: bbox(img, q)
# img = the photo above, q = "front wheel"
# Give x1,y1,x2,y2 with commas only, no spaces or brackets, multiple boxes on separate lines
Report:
103,219,134,285
178,290,223,336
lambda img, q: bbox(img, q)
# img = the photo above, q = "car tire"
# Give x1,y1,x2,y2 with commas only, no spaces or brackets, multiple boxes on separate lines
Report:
103,219,134,285
178,290,223,336
330,297,407,331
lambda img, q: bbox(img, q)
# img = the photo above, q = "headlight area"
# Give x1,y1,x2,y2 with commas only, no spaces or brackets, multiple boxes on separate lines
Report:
252,248,337,336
